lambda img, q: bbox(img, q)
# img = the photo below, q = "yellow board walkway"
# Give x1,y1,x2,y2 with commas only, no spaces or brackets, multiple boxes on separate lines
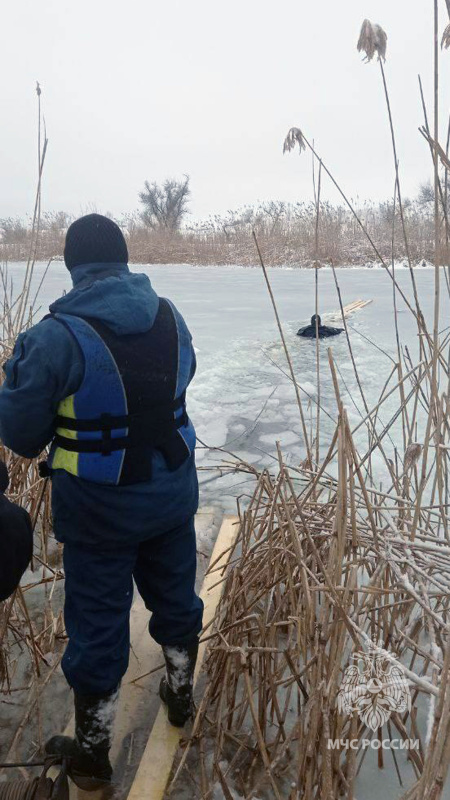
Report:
127,514,238,800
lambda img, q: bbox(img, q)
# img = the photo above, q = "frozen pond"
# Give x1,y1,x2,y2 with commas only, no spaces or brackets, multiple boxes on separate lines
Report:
4,261,450,799
6,261,446,512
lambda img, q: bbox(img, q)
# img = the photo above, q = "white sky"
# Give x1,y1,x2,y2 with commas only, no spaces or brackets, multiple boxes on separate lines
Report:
1,0,449,222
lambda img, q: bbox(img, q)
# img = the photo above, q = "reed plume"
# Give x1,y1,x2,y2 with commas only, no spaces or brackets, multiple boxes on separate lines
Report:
282,126,306,155
357,19,387,62
403,441,422,473
442,23,450,49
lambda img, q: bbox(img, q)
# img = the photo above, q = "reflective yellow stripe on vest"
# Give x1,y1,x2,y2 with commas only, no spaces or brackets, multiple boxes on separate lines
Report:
51,395,79,476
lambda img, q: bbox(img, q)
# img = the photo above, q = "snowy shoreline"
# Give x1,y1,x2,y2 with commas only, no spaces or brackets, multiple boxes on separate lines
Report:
6,259,438,270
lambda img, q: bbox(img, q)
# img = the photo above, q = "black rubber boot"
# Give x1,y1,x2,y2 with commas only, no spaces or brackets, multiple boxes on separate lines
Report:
159,641,198,727
45,689,118,790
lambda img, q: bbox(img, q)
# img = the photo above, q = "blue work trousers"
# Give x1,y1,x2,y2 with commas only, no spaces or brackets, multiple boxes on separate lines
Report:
61,516,204,695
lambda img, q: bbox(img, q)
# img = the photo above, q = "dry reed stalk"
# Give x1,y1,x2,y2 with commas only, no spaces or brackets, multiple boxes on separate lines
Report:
313,160,322,468
0,86,62,766
252,231,312,467
284,128,421,321
170,50,450,790
169,397,450,796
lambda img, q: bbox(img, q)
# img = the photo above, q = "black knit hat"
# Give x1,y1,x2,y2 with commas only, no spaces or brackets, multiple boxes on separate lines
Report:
64,213,129,270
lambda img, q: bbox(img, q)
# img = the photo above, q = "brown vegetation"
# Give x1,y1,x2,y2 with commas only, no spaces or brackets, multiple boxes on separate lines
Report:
0,194,442,267
0,90,65,768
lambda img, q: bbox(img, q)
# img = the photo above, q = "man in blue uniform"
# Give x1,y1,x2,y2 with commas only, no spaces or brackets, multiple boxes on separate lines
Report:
0,215,203,789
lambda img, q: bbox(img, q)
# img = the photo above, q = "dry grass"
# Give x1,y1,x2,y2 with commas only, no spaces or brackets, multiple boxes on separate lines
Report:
0,199,442,268
166,15,450,798
0,88,66,767
169,434,450,798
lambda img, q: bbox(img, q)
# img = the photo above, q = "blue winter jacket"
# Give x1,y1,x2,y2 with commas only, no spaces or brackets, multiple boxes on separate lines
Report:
0,263,199,548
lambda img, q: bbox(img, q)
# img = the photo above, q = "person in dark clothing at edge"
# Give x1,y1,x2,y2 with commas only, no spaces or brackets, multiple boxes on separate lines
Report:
0,214,203,790
0,460,33,602
297,314,343,339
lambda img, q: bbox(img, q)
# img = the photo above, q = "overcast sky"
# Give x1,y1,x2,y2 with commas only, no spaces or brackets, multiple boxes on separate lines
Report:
1,0,449,222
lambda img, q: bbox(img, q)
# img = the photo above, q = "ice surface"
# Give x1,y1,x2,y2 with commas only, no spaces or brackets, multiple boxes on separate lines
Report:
8,261,443,517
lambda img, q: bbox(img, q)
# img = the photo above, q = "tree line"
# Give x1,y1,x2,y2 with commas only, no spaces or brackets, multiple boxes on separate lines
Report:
0,177,445,266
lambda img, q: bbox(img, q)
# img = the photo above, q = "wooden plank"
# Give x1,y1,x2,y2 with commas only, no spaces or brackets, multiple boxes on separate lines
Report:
324,298,373,322
341,299,372,317
126,515,239,800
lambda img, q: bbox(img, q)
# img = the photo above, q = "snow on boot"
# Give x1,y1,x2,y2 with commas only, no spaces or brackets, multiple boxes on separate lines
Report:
159,641,198,727
45,689,118,790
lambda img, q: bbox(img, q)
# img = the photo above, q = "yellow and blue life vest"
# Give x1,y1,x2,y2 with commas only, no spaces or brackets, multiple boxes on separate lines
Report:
47,298,196,486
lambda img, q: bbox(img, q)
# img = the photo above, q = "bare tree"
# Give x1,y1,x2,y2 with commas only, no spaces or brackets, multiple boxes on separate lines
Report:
0,217,29,245
417,180,450,217
139,176,191,231
417,181,435,209
259,201,287,233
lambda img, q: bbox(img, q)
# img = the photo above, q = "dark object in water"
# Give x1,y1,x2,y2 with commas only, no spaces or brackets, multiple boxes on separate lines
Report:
297,315,344,339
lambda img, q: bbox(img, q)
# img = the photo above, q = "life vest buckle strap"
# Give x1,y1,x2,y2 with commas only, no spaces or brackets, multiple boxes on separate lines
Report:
53,413,190,456
100,414,114,456
55,396,186,434
54,414,129,433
